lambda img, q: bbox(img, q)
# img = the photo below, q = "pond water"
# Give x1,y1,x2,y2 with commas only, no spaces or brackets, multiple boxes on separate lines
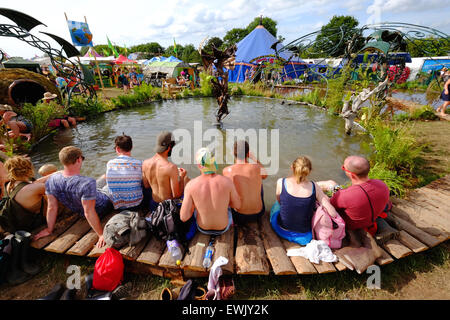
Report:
30,96,371,208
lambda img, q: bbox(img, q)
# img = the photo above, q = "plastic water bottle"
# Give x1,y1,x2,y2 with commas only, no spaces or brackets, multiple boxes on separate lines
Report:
202,245,214,269
166,239,182,266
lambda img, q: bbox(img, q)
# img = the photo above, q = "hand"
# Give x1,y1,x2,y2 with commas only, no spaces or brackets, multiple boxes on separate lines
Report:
248,151,257,162
445,90,449,95
96,235,106,248
178,167,187,178
33,228,52,241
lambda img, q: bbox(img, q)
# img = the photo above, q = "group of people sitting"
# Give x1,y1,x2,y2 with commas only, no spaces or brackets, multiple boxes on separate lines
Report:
0,131,391,254
176,70,192,87
116,67,141,93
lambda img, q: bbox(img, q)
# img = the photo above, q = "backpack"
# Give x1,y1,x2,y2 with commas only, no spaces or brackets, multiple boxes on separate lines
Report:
93,248,124,292
147,199,194,249
104,211,147,249
0,182,45,234
312,203,346,249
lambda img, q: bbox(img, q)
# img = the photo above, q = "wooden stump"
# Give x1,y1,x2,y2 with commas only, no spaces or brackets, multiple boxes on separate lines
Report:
259,214,296,275
235,222,270,275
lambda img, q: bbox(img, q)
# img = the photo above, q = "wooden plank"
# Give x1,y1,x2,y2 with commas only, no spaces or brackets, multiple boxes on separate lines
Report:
31,214,79,249
66,213,115,256
391,198,450,234
408,188,450,208
387,212,445,247
259,213,296,275
135,237,166,266
375,247,395,266
397,230,428,253
120,235,150,261
382,239,413,259
281,239,317,275
235,222,270,275
313,261,337,274
424,175,450,193
44,218,92,254
181,232,210,272
333,260,348,271
87,240,108,258
211,227,235,274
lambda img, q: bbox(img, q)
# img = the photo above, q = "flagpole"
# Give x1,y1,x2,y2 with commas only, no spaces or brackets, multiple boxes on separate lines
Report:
85,15,104,92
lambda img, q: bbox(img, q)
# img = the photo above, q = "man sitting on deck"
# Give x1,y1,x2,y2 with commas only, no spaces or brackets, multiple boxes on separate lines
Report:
142,131,189,213
33,146,113,248
223,140,267,225
99,134,143,211
180,148,241,236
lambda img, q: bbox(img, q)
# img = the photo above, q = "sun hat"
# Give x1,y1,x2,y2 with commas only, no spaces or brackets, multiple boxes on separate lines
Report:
154,131,174,153
0,104,13,111
43,92,57,100
195,147,218,175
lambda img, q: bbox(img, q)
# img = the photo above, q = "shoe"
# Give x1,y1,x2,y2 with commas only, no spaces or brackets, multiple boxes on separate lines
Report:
219,276,235,300
375,218,399,245
112,282,132,300
171,287,181,300
60,288,77,300
15,231,41,276
194,287,206,300
37,283,65,300
6,237,30,285
160,287,174,300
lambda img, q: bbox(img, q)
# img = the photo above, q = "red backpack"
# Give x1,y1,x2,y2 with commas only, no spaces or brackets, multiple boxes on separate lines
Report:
93,248,124,292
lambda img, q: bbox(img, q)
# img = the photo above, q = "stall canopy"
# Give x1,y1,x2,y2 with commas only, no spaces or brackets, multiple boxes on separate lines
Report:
143,60,192,78
228,25,305,83
83,47,103,58
114,54,137,64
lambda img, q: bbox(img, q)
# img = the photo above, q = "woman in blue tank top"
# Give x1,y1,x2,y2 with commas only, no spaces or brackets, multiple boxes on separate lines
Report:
273,156,339,244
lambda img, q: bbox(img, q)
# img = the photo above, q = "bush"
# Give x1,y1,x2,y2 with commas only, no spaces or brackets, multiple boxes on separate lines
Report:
21,101,64,141
69,95,105,117
199,72,214,96
369,163,408,197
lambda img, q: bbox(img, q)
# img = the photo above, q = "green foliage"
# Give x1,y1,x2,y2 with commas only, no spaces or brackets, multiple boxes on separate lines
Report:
368,163,408,197
204,37,224,52
393,105,438,121
407,37,450,58
199,72,214,96
21,101,63,141
69,96,106,118
129,42,165,58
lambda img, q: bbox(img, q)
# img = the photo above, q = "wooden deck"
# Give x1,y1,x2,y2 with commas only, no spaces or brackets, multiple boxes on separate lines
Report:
29,175,450,280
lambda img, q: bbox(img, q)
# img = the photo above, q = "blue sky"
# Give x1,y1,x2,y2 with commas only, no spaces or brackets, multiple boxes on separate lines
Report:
1,0,449,59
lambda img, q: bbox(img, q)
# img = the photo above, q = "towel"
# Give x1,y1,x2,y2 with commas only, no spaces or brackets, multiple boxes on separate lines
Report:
286,240,337,264
207,256,228,300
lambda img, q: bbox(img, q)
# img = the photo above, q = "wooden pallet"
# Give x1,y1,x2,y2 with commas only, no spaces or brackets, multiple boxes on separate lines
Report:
28,175,450,279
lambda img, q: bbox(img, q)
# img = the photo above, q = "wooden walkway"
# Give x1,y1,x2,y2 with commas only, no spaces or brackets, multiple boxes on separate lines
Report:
30,175,450,280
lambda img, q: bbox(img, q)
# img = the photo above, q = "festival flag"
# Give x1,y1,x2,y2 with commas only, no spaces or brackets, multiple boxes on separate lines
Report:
107,36,119,58
67,20,93,47
102,48,110,56
173,38,177,56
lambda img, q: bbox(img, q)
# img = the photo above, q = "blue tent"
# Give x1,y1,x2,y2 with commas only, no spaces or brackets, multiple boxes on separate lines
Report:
228,25,306,83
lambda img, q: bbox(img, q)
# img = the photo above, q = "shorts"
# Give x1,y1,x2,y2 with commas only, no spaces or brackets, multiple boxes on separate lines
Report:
195,208,233,236
441,90,450,102
231,185,265,225
48,118,63,128
22,119,33,133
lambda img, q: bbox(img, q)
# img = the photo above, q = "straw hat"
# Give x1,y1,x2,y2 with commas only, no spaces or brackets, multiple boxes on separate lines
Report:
43,92,57,100
0,104,13,111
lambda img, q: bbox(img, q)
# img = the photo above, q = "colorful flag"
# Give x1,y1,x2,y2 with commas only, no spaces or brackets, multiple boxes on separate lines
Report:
173,38,177,55
102,48,110,56
107,36,119,58
67,20,93,47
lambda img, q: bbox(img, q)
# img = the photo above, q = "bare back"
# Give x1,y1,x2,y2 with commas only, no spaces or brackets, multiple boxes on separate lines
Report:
223,163,263,214
142,154,179,202
181,174,240,230
8,181,46,213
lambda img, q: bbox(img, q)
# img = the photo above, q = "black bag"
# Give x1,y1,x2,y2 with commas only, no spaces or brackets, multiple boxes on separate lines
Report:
0,238,10,285
147,199,193,246
0,182,45,234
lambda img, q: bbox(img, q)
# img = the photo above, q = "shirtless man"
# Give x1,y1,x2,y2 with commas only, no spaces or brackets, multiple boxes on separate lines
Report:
180,148,241,235
223,140,267,225
142,131,188,212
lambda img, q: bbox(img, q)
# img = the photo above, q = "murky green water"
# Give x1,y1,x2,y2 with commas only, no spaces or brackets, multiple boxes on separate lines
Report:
30,96,372,208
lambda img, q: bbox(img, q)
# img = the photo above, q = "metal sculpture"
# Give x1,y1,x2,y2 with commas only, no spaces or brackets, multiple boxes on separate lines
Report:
0,7,96,107
199,43,237,125
275,22,450,134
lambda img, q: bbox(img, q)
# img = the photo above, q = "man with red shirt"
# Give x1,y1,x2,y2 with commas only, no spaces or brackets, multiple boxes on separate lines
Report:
328,156,390,236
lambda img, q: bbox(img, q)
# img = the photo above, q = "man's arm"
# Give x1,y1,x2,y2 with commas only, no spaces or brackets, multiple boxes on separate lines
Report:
82,199,105,248
315,183,338,218
169,165,183,198
180,184,194,222
33,194,59,240
248,151,268,179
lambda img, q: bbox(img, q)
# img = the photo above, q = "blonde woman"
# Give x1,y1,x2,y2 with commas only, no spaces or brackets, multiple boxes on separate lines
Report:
272,156,338,245
2,156,47,232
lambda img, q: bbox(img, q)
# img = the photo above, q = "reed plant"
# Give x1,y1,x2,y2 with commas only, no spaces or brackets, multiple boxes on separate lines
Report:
21,101,64,141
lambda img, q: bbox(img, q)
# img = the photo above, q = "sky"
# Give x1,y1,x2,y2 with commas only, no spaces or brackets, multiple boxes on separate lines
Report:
1,0,449,59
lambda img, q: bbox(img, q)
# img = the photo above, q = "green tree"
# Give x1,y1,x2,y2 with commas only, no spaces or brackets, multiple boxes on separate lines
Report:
313,15,362,58
205,37,224,52
223,27,248,47
129,42,165,58
407,38,450,57
222,16,280,48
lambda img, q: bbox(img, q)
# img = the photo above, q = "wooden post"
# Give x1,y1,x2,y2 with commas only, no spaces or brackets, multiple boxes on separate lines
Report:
85,16,104,92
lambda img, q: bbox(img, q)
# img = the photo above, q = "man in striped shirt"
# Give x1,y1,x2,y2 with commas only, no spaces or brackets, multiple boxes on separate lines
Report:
105,134,143,210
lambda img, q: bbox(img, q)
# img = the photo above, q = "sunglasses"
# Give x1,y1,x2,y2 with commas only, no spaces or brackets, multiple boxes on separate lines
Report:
341,164,355,175
80,155,85,161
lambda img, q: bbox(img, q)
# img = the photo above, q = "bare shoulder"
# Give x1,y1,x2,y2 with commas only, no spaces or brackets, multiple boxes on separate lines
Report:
222,165,234,176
